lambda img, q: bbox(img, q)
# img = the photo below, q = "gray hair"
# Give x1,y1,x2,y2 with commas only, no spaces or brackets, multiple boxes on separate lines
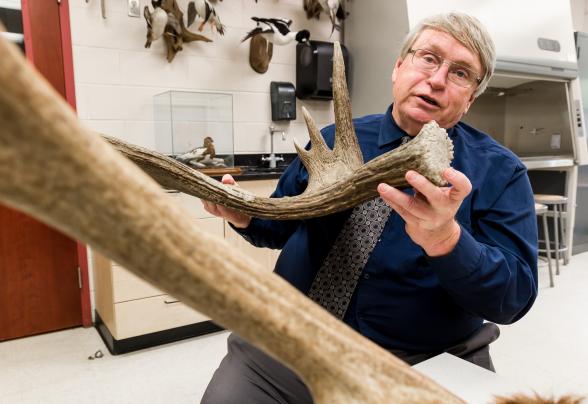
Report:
399,12,496,97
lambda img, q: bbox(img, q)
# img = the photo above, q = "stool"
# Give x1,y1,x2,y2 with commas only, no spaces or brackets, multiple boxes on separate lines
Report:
534,194,568,276
535,203,554,287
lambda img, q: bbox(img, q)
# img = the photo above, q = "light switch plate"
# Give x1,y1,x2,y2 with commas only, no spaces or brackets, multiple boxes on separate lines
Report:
550,133,561,149
128,0,140,17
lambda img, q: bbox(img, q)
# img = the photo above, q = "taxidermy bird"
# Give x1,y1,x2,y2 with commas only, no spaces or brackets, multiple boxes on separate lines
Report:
318,0,347,33
242,17,310,46
304,0,347,34
242,17,310,74
176,137,225,168
143,0,212,62
303,0,323,20
190,0,226,35
144,6,168,48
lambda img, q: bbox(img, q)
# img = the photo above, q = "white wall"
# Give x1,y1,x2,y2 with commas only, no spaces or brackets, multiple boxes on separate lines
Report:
70,0,340,155
571,0,588,31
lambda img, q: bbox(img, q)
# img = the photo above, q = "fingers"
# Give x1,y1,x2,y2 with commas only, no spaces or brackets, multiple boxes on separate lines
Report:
442,168,472,202
404,170,442,203
201,175,251,228
202,199,221,217
221,174,236,185
405,169,471,204
201,174,236,217
377,183,425,221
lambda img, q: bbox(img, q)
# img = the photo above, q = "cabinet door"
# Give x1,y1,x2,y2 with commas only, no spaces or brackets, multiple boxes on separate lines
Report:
113,294,209,339
224,180,279,272
111,264,163,303
110,216,224,302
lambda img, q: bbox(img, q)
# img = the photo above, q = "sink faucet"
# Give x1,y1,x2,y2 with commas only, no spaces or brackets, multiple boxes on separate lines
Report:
261,126,286,168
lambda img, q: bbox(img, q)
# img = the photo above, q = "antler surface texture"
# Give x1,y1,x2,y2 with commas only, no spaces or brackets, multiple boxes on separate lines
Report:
104,42,453,220
0,34,462,402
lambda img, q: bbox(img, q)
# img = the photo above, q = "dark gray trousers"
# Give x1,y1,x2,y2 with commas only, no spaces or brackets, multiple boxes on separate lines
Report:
201,323,499,404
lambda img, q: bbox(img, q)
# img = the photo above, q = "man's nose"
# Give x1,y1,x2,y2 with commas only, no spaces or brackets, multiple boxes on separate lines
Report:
427,63,450,88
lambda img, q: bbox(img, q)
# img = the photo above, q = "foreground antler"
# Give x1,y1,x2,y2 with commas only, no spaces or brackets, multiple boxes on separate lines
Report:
0,32,462,403
103,42,453,220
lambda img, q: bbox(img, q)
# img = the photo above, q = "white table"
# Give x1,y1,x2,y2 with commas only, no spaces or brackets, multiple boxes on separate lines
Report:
414,353,531,403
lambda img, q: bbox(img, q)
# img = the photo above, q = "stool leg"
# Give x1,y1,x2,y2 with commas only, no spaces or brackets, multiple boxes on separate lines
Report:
541,214,554,287
553,205,560,275
561,204,569,266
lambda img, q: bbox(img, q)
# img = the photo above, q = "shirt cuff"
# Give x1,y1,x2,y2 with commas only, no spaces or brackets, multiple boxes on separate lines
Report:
228,218,262,243
427,226,483,281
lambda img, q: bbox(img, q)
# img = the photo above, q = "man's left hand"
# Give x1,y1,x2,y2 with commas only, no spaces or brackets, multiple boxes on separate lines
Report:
377,168,472,257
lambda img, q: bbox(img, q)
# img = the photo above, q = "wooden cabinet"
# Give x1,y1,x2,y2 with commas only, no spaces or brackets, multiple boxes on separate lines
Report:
93,180,279,354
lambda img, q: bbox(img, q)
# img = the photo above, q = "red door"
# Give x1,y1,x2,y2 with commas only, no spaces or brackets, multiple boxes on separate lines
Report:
0,0,91,341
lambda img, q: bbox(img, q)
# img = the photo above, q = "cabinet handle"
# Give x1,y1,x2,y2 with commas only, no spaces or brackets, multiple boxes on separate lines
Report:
164,299,179,304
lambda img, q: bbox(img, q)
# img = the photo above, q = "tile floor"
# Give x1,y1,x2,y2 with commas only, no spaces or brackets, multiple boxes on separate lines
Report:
1,253,587,403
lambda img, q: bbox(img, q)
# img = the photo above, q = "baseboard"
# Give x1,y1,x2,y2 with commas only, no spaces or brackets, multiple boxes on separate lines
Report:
94,311,224,355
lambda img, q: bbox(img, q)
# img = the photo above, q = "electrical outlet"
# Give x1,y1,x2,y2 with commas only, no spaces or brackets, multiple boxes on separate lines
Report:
128,0,140,17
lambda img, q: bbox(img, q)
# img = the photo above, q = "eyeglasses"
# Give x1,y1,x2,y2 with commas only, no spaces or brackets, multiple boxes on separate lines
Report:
407,48,482,89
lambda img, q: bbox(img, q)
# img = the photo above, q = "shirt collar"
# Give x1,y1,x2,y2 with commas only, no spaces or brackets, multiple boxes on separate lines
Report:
378,104,458,147
378,104,406,148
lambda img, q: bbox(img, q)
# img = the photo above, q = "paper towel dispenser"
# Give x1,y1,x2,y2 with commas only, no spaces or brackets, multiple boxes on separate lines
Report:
296,40,350,100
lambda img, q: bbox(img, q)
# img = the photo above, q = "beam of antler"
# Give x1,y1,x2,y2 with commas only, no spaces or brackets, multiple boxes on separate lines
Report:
0,33,463,403
103,42,454,220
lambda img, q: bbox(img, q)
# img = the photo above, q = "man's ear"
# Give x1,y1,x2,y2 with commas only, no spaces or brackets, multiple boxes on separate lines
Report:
463,92,476,114
391,58,403,83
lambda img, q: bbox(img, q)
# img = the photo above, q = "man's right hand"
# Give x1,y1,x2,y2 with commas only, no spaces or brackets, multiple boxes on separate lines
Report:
201,174,252,229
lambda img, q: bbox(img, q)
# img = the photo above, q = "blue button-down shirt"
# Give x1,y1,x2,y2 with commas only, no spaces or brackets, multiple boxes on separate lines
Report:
238,104,538,353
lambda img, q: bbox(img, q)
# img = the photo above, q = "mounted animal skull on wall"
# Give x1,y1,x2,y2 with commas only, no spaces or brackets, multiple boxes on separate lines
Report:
144,0,212,62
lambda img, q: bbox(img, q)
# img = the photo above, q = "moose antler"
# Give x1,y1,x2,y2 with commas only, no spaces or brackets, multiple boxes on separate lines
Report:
0,31,463,403
104,42,453,220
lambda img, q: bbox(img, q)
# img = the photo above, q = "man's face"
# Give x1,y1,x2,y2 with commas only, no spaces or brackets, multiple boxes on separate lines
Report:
391,29,482,135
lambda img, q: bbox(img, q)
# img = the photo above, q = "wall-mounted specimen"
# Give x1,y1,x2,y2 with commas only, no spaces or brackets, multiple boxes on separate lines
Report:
304,0,348,33
242,17,310,74
144,0,212,62
190,0,225,35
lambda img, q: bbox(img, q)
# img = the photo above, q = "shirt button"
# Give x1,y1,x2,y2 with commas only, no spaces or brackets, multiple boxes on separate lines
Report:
363,273,370,280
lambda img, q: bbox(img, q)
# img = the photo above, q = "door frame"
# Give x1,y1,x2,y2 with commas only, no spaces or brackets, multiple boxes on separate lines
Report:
21,0,92,327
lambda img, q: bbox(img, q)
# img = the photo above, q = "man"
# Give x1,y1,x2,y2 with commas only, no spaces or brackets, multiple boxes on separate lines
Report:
201,12,538,404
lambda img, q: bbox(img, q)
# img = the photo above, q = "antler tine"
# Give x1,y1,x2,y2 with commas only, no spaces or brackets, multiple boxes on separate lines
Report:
302,106,330,156
293,137,312,169
332,41,363,169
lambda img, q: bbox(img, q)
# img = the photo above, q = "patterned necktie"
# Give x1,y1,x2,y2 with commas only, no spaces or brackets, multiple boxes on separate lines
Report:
307,197,392,319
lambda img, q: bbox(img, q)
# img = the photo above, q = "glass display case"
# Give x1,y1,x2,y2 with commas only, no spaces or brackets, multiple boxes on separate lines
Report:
154,91,234,168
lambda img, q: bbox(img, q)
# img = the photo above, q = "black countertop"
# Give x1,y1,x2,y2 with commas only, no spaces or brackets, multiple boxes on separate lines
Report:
209,153,296,181
211,166,286,181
